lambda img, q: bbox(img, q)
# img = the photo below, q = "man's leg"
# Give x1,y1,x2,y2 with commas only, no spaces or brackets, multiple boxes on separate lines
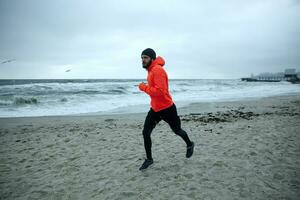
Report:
161,104,194,157
140,109,161,170
142,109,161,160
161,104,192,145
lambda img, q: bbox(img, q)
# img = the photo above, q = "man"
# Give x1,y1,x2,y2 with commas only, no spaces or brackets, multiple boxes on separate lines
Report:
138,48,194,171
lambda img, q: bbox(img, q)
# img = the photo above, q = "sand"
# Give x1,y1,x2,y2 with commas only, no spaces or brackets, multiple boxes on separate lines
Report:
0,95,299,200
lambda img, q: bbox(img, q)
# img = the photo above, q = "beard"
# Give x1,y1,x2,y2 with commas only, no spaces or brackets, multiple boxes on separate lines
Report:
142,60,152,69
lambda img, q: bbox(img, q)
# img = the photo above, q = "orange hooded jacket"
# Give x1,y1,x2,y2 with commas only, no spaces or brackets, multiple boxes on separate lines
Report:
139,56,174,112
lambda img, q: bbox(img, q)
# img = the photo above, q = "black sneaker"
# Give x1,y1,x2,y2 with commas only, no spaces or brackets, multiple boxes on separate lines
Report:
186,141,194,158
139,159,153,171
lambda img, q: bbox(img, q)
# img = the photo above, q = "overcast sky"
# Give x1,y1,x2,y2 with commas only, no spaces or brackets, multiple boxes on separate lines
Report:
0,0,299,79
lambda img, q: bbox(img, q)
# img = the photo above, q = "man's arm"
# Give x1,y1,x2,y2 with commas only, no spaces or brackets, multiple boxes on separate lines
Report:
139,68,167,97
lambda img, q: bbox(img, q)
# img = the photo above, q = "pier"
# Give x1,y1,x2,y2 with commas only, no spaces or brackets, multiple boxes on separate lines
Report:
241,68,300,84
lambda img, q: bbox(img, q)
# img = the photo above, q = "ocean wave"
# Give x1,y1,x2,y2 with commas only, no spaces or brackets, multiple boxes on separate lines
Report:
60,98,68,102
0,79,299,117
171,89,188,93
176,83,193,86
106,89,127,94
0,100,11,106
13,97,39,105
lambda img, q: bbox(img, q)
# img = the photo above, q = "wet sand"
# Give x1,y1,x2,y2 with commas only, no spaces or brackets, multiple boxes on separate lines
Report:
0,95,299,199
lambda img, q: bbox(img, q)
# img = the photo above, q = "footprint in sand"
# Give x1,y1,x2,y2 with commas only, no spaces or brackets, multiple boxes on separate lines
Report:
104,119,115,123
64,138,71,143
185,173,194,179
213,160,227,167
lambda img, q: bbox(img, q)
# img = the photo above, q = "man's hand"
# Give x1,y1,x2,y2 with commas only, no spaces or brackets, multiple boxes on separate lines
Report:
138,82,147,92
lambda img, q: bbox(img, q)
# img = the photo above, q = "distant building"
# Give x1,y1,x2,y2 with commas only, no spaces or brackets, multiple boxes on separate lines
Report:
285,68,296,75
284,68,299,83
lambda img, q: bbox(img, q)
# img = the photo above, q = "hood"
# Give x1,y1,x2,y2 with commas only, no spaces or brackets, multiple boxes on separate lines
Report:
147,56,165,71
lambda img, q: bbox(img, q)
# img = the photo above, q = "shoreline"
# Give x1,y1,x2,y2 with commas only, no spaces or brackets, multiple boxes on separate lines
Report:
0,94,299,199
1,92,300,119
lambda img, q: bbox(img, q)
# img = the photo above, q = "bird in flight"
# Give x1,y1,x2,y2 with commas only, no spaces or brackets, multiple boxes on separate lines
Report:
1,59,16,64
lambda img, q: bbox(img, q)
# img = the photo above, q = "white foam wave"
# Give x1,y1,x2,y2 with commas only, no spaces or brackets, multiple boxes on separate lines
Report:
0,79,299,117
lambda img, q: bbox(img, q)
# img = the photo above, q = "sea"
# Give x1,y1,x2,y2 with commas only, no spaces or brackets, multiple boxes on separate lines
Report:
0,79,299,118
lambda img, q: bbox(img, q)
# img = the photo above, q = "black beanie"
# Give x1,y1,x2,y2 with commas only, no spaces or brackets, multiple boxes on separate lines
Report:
141,48,156,60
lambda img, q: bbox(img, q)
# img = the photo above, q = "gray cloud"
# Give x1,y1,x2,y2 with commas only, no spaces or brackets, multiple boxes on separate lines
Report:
0,0,299,79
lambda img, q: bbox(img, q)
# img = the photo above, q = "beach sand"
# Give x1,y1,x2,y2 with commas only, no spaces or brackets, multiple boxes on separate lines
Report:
0,95,299,200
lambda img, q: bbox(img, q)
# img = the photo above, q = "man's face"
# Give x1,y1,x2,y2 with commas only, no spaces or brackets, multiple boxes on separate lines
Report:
141,55,152,69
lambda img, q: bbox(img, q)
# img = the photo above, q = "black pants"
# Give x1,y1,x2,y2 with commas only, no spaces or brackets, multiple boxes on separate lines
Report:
142,104,192,160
